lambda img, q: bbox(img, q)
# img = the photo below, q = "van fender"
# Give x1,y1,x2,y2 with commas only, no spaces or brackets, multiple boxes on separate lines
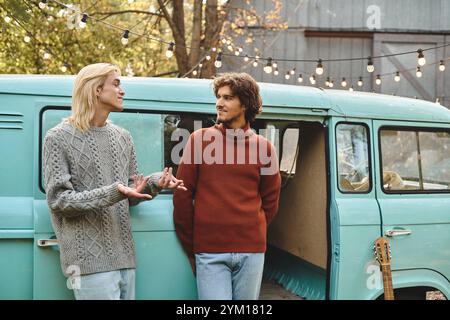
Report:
367,268,450,300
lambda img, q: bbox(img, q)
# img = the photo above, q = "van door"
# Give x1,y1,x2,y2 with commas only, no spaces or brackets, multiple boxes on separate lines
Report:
373,120,450,291
329,118,382,299
35,107,198,299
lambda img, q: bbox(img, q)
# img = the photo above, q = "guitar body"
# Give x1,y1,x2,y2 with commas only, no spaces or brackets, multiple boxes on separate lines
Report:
374,237,395,300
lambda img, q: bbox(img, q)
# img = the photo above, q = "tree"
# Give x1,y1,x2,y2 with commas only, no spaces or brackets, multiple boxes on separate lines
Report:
0,0,286,78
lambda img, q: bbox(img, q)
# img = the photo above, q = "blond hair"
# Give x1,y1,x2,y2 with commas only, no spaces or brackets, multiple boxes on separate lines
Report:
67,63,121,132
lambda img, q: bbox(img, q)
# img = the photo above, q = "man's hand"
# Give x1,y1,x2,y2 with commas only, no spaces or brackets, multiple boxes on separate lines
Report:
117,174,152,200
158,167,187,191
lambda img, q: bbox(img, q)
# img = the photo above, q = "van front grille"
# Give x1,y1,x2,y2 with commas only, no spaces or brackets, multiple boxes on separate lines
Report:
0,113,24,130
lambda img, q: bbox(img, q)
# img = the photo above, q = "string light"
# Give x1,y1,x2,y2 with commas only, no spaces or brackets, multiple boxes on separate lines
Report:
285,71,290,80
325,77,330,87
263,58,273,74
367,57,374,73
349,86,354,92
43,50,51,60
375,74,382,85
23,33,31,43
309,74,316,85
38,0,47,9
273,68,279,76
60,63,68,73
4,16,12,23
79,13,88,28
121,30,129,45
315,59,324,75
192,69,198,76
214,52,222,68
27,0,450,89
341,77,347,87
252,56,259,67
166,42,175,58
416,66,423,78
272,61,278,69
417,49,426,66
297,74,303,83
357,77,363,87
329,80,334,88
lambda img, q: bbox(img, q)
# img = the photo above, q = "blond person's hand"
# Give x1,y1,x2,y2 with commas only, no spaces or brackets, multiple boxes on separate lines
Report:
158,167,187,191
117,174,152,200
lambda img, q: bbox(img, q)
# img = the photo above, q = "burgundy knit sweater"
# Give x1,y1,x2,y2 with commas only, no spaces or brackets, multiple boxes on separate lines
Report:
173,123,281,257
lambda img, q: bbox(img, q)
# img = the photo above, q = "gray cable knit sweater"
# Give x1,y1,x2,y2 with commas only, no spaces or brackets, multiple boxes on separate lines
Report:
42,121,162,277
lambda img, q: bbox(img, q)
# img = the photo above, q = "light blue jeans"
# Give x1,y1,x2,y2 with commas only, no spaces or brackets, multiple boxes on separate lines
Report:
195,253,265,300
73,268,135,300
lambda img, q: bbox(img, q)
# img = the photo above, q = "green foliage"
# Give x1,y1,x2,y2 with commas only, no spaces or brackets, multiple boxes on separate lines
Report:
0,0,176,76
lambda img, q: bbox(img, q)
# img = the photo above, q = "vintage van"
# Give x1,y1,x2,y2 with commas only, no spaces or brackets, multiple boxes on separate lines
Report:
0,74,449,300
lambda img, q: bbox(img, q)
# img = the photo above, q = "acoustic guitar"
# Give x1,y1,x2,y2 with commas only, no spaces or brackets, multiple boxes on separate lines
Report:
374,237,395,300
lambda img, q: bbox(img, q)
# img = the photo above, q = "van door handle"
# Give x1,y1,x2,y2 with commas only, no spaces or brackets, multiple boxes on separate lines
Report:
385,229,412,237
37,239,59,247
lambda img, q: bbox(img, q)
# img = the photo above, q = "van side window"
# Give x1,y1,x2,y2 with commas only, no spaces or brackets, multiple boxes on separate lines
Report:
164,114,216,177
380,128,450,192
280,128,299,174
336,123,370,193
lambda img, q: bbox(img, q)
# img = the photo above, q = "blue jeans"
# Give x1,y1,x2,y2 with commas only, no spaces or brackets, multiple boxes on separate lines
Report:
73,268,135,300
195,253,265,300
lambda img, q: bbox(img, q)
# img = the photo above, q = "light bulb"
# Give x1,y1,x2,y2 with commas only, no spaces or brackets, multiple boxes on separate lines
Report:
290,68,295,75
341,78,347,87
263,58,273,74
315,59,324,75
367,57,374,73
192,70,198,76
206,55,211,61
244,55,249,62
375,75,381,85
79,14,88,28
439,60,445,71
416,66,422,78
165,42,175,58
4,16,12,23
417,49,426,66
394,72,400,82
357,77,363,87
38,1,47,9
214,53,222,68
60,64,67,73
121,30,129,45
252,60,258,68
325,77,330,87
349,86,354,92
297,74,303,83
285,72,290,80
43,51,51,60
24,34,31,43
309,75,316,85
273,68,279,76
272,61,278,69
329,80,334,88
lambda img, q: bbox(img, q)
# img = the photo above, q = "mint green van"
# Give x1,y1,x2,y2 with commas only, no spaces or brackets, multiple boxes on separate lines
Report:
1,75,449,300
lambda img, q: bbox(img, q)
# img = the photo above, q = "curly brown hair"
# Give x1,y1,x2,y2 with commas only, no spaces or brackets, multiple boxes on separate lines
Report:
213,72,262,123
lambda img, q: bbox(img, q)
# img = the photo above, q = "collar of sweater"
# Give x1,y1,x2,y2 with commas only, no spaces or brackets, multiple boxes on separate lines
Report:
214,122,254,141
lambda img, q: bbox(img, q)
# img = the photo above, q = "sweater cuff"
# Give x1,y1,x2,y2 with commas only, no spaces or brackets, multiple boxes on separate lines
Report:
149,172,163,191
108,182,127,203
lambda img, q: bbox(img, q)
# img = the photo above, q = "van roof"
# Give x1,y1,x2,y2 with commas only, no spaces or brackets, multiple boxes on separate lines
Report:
1,74,449,123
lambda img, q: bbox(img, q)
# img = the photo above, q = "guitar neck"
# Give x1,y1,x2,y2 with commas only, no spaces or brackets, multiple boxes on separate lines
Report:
381,264,394,300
